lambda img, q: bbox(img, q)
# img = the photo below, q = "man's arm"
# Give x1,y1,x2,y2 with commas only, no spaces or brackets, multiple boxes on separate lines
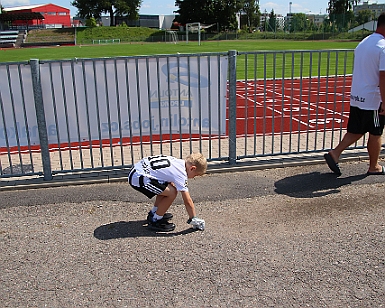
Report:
379,70,385,115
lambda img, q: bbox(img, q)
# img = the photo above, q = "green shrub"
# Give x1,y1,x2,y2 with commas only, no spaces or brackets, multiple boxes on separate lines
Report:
25,26,372,46
85,17,97,27
75,26,162,44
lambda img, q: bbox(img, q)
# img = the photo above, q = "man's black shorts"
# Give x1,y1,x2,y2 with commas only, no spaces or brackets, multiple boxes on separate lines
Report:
347,105,385,136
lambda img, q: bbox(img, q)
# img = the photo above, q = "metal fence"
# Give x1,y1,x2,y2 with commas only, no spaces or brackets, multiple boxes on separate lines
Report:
0,49,363,182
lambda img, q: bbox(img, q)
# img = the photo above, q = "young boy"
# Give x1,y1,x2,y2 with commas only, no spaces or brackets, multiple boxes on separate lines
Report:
128,152,207,232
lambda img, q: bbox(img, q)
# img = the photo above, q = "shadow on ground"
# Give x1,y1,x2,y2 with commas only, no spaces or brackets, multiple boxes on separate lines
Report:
94,220,198,240
274,172,367,198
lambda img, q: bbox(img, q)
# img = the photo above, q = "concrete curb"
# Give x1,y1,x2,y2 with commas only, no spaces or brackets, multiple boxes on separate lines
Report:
1,151,377,191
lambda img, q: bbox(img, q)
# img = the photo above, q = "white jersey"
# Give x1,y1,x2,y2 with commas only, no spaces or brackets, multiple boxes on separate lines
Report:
350,32,385,110
133,155,188,192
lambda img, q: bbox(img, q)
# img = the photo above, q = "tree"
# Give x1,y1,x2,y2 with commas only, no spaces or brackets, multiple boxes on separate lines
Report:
71,0,100,19
242,0,260,32
174,0,214,26
328,0,360,30
355,9,374,25
267,9,276,32
213,0,243,30
289,13,308,32
71,0,142,26
328,0,360,13
175,0,243,31
106,0,142,22
85,17,98,27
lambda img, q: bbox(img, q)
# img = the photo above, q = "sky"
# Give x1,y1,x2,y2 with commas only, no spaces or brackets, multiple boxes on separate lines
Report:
0,0,355,17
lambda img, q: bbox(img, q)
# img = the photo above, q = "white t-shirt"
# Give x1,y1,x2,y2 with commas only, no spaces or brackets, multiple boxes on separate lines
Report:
350,32,385,110
133,155,188,192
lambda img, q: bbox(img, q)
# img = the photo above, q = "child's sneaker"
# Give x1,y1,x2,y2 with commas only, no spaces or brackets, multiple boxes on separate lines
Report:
147,211,173,224
148,217,175,232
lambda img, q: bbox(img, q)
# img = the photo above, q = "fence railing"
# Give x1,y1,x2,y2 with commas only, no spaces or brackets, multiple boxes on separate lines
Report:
0,49,363,182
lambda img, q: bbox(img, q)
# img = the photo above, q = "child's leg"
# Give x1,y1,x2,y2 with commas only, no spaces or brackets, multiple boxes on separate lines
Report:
154,184,178,216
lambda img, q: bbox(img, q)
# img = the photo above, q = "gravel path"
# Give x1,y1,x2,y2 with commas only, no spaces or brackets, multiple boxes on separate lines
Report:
1,160,384,307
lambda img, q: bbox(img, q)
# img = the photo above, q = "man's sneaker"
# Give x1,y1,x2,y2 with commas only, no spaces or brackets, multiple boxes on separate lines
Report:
147,211,173,224
148,217,176,232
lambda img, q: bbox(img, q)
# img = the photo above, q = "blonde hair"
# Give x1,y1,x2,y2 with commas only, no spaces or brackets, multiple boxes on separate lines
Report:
185,152,207,175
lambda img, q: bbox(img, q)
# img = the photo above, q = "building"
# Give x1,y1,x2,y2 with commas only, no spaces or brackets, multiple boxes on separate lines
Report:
101,14,176,29
306,14,327,28
353,1,385,19
3,3,71,28
285,13,327,30
348,20,377,33
276,15,285,30
260,12,285,31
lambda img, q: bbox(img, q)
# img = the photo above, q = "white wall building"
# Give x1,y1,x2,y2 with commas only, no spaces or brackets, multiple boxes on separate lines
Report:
353,1,385,19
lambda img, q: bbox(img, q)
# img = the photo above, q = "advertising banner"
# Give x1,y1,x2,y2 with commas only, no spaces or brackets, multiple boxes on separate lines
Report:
0,56,228,148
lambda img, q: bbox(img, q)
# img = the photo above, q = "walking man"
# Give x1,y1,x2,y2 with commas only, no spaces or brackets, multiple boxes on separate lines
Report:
324,13,385,176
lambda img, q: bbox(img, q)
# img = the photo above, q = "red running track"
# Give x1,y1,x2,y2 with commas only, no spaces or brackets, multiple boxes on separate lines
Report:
1,76,351,154
233,76,351,136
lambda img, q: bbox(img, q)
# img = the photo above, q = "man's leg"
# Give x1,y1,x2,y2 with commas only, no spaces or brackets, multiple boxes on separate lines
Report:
329,132,363,162
367,134,383,173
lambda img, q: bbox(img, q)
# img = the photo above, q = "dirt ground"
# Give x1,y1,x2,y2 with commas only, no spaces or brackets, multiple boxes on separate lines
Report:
1,159,384,307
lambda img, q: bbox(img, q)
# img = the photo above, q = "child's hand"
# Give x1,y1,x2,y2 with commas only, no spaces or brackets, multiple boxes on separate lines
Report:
187,217,205,231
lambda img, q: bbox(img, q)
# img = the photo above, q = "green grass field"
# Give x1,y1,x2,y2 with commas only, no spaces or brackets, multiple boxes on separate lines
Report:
0,40,358,62
0,40,357,79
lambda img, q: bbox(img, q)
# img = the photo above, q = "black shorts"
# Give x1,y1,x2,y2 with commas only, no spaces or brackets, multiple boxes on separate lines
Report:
347,106,385,136
128,168,169,199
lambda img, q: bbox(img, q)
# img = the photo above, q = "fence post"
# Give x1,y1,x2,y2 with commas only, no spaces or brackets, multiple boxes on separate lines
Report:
228,50,237,165
30,59,52,181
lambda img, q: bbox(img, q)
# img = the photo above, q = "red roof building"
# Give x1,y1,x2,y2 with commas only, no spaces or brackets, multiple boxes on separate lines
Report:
3,3,71,28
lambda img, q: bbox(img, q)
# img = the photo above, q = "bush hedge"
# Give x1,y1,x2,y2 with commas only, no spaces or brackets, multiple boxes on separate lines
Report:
25,26,372,45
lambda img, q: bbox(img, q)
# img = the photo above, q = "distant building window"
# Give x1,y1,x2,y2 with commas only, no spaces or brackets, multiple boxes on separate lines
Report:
139,15,158,20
